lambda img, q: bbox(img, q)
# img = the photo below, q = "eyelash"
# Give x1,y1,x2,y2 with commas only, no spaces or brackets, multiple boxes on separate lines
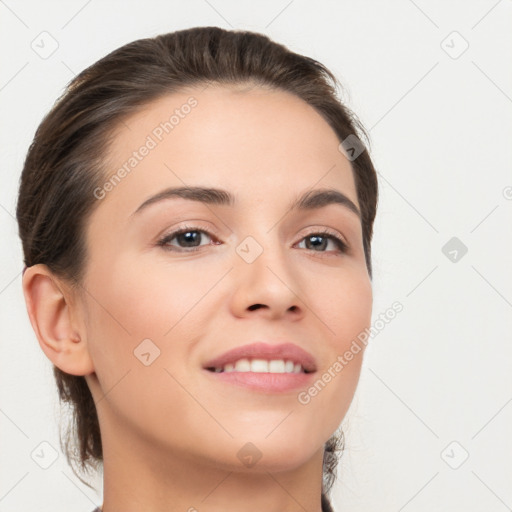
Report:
156,224,349,255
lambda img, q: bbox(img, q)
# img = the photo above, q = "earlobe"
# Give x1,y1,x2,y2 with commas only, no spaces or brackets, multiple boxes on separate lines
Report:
21,264,95,376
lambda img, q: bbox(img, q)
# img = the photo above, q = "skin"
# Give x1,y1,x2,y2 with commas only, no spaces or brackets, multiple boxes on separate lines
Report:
22,84,373,512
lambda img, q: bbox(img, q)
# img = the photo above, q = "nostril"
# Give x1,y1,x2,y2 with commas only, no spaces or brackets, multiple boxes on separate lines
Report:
248,304,265,311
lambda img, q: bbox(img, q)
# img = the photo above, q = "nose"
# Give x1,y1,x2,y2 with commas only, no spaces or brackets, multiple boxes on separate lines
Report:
229,238,305,321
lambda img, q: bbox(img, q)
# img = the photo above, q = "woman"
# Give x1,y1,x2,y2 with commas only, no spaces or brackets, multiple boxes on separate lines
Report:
17,26,378,512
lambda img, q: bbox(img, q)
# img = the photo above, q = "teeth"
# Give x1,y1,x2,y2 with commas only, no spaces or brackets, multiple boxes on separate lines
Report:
285,360,294,373
251,359,268,372
268,360,285,373
214,358,305,374
234,358,251,372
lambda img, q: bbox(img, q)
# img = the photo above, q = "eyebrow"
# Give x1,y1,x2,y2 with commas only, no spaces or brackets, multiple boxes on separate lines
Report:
131,185,361,219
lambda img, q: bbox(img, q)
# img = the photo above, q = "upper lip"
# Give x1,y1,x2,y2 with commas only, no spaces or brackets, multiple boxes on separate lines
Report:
202,341,317,373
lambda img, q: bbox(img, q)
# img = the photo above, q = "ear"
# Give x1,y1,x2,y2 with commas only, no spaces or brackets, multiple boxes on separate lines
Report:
22,264,94,376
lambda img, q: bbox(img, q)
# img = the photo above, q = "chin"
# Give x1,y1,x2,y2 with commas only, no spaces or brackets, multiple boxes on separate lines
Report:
205,429,324,473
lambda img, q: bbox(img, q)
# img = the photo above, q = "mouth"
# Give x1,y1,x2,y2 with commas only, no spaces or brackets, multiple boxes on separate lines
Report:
202,341,317,393
205,358,314,374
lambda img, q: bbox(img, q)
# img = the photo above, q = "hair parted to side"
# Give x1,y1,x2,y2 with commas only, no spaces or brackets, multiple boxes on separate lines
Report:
16,26,378,511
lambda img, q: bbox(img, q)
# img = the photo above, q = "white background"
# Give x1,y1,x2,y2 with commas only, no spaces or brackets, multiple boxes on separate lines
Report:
1,1,511,511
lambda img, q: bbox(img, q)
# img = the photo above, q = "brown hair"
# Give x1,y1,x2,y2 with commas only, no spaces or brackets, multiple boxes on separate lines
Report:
16,26,378,511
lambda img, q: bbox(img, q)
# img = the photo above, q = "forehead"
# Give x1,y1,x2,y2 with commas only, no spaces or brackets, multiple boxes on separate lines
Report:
100,84,358,215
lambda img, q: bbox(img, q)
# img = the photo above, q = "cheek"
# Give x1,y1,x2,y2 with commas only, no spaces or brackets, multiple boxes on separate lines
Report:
269,266,372,434
82,258,207,450
85,252,214,339
297,266,372,416
304,264,373,348
82,253,221,394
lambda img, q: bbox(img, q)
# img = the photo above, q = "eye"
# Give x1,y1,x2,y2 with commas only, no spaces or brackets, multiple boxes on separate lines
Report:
296,230,348,254
156,226,348,254
157,226,217,252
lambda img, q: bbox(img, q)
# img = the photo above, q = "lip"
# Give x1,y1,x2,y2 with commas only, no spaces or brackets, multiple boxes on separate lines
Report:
204,370,315,393
202,342,318,393
202,341,318,373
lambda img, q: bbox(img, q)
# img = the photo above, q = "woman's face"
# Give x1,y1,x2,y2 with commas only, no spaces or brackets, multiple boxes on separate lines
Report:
80,84,372,472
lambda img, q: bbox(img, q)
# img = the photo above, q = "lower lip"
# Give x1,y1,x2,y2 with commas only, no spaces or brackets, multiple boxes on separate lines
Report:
203,369,315,393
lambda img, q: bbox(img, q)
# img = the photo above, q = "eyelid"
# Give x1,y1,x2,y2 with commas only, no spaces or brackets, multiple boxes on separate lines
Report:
157,221,221,241
300,226,348,245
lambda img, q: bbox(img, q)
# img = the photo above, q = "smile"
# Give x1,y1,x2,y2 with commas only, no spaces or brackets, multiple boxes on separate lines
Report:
207,358,310,374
